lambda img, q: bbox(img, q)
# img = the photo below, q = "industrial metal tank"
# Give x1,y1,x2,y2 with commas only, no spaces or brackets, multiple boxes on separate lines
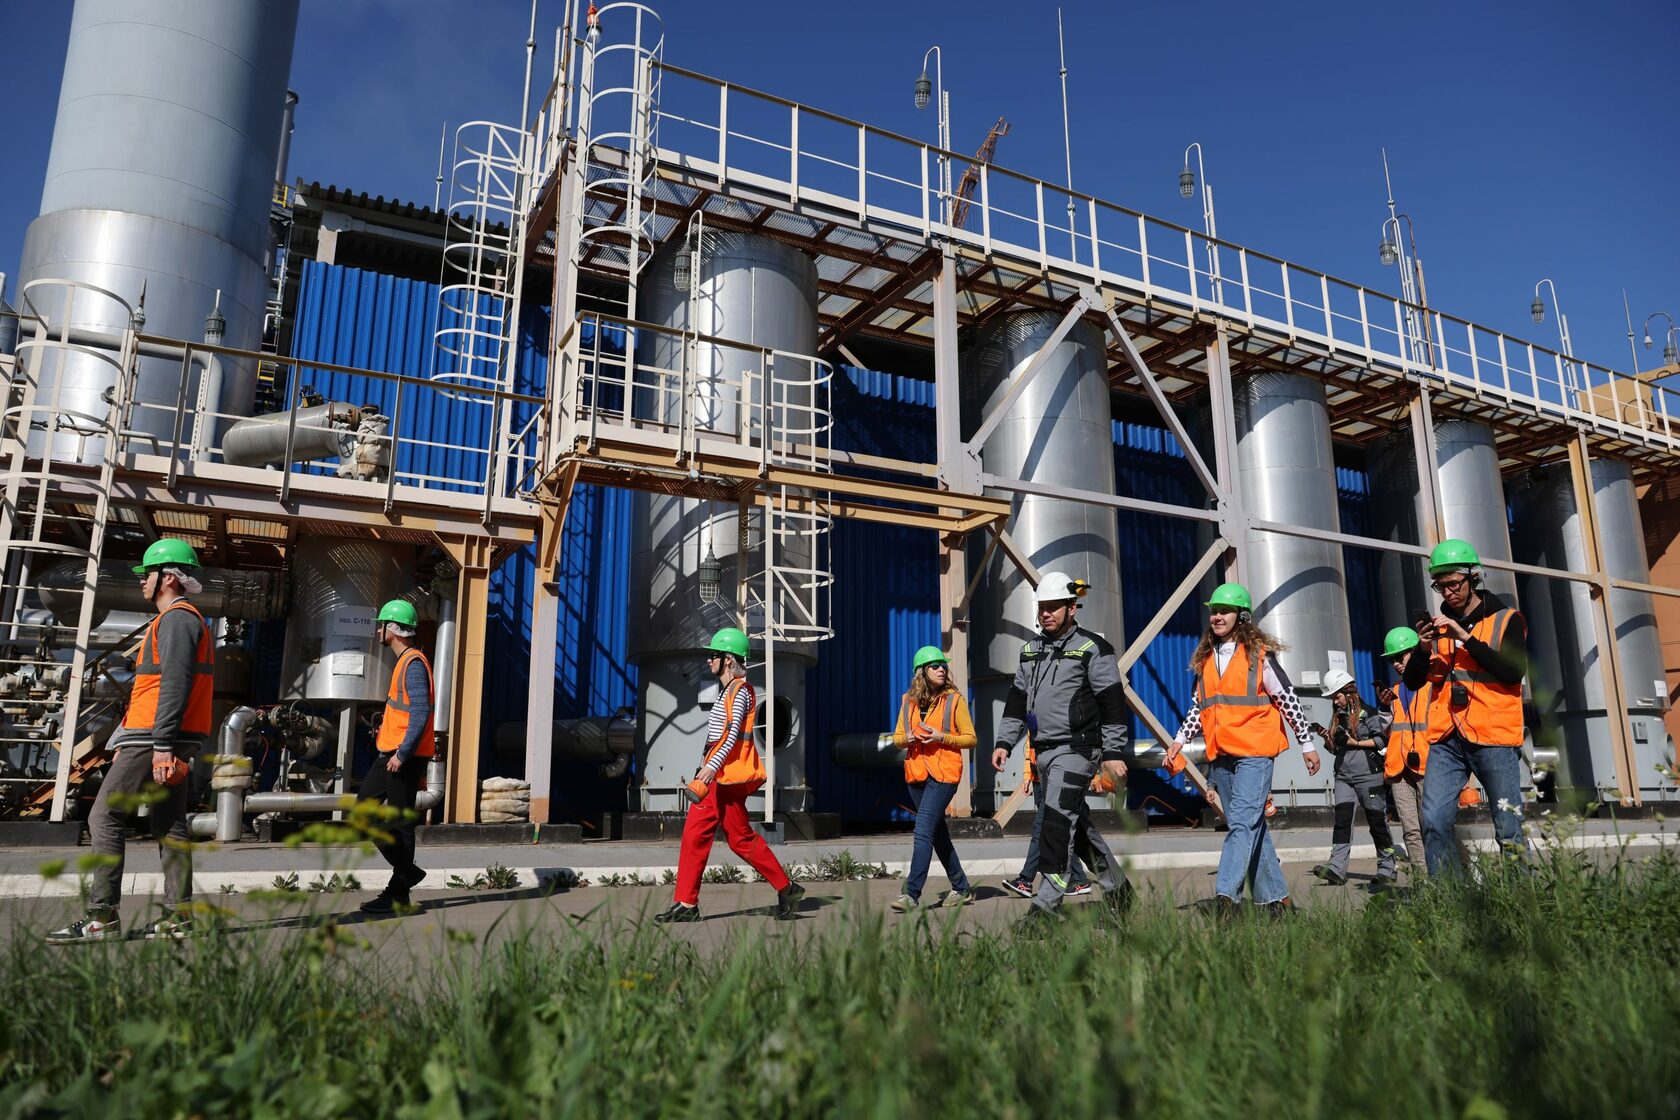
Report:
15,0,301,454
277,538,412,705
628,231,819,813
1367,418,1519,633
1228,371,1351,805
961,311,1124,812
1510,457,1669,800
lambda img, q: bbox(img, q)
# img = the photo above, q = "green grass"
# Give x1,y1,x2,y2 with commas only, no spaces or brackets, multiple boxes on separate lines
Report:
3,848,1679,1118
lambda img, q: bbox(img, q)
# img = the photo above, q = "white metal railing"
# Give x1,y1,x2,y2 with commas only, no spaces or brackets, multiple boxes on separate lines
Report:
572,3,664,293
553,308,834,644
433,121,527,406
622,60,1677,453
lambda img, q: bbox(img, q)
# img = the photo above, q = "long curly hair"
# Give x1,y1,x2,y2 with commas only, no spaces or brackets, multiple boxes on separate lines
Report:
1190,617,1287,674
906,664,955,712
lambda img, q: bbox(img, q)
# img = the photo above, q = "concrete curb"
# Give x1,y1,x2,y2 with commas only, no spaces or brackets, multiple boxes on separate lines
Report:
4,831,1666,900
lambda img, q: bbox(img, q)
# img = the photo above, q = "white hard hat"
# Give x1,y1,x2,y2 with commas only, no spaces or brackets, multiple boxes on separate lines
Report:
1035,571,1091,603
1322,669,1355,696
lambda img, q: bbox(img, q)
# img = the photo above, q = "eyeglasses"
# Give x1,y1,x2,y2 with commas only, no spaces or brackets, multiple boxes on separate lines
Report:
705,654,723,662
1431,576,1470,593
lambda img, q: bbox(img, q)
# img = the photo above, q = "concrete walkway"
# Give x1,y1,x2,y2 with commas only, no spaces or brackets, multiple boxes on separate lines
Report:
1,816,1665,899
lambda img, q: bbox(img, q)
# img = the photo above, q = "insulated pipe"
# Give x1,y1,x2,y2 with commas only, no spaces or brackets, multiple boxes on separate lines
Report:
213,706,258,843
39,561,284,624
243,791,355,814
494,716,636,764
432,593,458,737
221,402,368,467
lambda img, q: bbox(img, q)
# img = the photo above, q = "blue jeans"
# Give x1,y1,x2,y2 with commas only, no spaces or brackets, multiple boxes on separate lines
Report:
1017,782,1090,884
1421,734,1526,876
1207,755,1289,905
906,779,970,901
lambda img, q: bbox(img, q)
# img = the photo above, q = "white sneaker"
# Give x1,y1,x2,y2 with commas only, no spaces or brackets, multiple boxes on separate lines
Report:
46,913,121,944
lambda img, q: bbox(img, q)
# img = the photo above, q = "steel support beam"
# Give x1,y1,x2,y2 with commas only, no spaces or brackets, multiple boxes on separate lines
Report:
440,535,494,823
1410,384,1445,545
1567,436,1640,805
524,462,582,825
1092,284,1219,498
1205,327,1245,583
932,244,976,494
1118,537,1227,674
939,531,971,815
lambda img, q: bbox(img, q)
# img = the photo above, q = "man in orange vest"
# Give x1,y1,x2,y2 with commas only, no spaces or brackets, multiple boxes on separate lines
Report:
48,538,213,944
1409,540,1529,875
654,628,804,923
358,599,434,915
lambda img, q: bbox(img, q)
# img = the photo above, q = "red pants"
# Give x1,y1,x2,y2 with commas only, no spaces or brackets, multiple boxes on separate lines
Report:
674,781,790,905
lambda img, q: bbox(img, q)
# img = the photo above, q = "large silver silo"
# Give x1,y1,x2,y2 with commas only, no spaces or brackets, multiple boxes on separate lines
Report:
278,538,413,706
16,0,300,453
1368,418,1519,634
1231,371,1350,804
1510,458,1668,798
961,311,1124,810
629,232,819,813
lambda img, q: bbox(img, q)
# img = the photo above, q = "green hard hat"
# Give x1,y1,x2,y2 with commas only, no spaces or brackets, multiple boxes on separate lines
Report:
1428,538,1481,575
1382,626,1421,658
132,538,201,574
376,600,419,627
1204,582,1252,611
707,627,750,659
913,645,949,671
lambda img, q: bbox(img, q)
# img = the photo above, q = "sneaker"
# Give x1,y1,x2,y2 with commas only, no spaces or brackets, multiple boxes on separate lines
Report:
653,901,700,924
1000,877,1035,899
140,914,195,940
1312,865,1348,886
1045,872,1093,897
938,889,973,908
775,881,806,921
889,894,919,912
45,912,121,945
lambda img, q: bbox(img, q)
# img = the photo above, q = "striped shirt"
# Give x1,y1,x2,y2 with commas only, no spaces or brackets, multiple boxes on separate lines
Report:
700,678,754,777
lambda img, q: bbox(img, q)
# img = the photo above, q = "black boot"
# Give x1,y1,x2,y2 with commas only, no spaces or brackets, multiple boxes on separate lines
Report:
775,881,806,921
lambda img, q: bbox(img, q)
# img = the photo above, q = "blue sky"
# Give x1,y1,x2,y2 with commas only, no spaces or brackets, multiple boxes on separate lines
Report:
3,0,1676,374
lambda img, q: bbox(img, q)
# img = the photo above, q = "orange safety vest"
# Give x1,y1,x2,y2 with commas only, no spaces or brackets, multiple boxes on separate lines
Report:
708,678,764,787
1197,644,1287,760
1385,683,1434,778
123,600,214,736
376,648,436,757
1429,609,1525,748
900,690,964,785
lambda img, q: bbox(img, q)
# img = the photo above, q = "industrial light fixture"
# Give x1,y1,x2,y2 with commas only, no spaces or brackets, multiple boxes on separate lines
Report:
671,245,691,292
698,544,721,605
1378,237,1399,267
1644,332,1654,349
1531,297,1546,324
1178,166,1195,199
1666,342,1678,366
913,71,932,111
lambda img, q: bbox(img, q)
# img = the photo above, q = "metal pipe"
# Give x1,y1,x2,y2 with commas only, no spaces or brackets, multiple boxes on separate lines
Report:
243,791,354,813
432,592,458,735
495,716,635,764
274,91,299,194
213,706,258,843
221,401,366,467
414,754,446,812
38,561,285,624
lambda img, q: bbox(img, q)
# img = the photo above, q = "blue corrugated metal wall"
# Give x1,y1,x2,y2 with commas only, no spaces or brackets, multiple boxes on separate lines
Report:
292,262,1387,822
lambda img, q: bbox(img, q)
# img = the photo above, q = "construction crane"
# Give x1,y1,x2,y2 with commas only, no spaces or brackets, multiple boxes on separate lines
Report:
950,117,1010,231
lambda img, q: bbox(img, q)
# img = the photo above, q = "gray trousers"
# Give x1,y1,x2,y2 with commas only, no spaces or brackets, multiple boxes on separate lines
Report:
1327,774,1397,878
1031,745,1123,912
87,745,193,911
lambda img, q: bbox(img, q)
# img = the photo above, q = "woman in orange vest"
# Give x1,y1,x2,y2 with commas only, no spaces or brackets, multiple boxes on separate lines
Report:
1380,626,1431,877
655,628,804,923
358,598,434,915
889,645,976,911
49,538,214,944
1164,583,1321,917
